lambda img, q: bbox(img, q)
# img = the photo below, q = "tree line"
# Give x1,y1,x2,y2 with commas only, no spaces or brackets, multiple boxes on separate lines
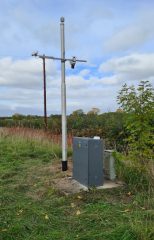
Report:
0,110,125,151
0,81,153,159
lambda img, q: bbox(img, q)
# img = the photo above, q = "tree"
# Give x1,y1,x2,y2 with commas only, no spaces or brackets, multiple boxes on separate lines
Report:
87,107,100,115
117,80,154,162
116,108,123,113
71,109,84,116
12,113,24,121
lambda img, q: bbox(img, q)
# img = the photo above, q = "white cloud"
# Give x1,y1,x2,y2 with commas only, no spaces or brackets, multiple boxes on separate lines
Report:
104,9,154,52
1,52,154,116
97,76,120,85
99,53,154,82
0,57,57,89
79,69,90,77
0,57,119,115
67,75,89,89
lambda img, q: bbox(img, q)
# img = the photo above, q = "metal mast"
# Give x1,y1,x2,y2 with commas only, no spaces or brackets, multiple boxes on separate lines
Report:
42,55,47,130
60,17,67,171
32,17,87,171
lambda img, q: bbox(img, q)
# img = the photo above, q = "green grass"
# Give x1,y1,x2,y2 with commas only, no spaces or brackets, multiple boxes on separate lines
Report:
0,132,154,240
114,152,154,192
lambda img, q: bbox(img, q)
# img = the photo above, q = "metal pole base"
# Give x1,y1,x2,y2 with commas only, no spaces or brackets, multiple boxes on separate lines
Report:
62,161,67,171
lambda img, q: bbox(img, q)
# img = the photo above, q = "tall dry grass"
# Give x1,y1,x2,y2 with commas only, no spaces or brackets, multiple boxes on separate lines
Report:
0,127,73,146
0,127,73,159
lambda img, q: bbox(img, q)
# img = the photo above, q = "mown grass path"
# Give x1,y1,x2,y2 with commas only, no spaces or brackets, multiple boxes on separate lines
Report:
0,132,153,240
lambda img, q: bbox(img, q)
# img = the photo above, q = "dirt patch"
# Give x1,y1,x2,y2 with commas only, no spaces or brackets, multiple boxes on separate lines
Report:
52,177,88,195
50,160,123,195
26,159,123,198
47,159,86,195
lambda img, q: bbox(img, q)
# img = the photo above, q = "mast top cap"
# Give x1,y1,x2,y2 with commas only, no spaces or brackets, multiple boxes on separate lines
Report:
60,17,65,22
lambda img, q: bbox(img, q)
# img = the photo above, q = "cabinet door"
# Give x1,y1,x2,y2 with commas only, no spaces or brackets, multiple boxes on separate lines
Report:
88,140,103,187
73,138,89,186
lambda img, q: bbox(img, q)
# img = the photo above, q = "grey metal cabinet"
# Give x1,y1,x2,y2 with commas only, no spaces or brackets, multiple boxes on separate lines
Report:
73,137,104,187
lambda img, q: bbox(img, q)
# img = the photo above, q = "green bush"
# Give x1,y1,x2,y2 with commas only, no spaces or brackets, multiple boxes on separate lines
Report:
114,152,153,192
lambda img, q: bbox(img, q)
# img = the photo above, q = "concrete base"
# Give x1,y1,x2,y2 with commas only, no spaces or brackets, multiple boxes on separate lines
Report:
97,180,123,189
70,178,123,191
53,176,124,195
51,160,123,195
64,177,123,193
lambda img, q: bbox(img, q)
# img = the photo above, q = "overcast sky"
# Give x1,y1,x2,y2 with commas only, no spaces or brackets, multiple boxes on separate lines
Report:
0,0,154,116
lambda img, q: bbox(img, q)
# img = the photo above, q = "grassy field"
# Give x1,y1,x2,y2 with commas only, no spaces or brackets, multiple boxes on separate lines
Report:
0,129,153,240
